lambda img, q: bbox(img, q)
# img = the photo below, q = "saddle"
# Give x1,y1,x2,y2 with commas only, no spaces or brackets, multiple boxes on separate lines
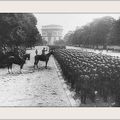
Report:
41,54,46,57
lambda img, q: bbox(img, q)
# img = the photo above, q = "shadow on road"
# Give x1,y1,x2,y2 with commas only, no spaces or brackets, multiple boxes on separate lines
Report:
34,66,52,71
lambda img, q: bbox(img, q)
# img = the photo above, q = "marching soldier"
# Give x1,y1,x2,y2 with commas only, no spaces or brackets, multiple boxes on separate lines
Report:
53,48,120,106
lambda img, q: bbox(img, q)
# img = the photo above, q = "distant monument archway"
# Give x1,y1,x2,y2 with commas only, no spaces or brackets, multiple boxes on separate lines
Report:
41,25,63,45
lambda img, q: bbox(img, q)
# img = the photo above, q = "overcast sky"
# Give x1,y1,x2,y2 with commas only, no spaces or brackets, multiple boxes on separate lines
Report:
34,14,120,36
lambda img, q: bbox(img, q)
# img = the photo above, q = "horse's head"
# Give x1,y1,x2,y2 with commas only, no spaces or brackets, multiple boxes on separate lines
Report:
26,53,30,60
49,50,53,56
23,54,30,60
45,50,53,58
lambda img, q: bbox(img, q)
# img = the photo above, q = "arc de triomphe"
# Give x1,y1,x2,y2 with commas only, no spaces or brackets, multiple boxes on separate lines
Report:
41,25,63,45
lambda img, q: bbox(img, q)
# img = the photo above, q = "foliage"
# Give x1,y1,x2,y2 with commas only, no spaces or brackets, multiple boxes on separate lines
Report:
108,18,120,45
0,13,42,53
54,39,65,46
64,16,116,48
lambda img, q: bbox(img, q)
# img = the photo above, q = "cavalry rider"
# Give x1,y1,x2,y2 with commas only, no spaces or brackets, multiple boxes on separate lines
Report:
42,47,47,56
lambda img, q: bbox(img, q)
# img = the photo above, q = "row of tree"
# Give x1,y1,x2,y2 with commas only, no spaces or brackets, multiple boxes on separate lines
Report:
0,13,42,53
64,16,120,49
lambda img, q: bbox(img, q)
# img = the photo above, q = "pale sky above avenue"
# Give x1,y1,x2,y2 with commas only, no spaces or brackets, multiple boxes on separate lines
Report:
34,14,120,36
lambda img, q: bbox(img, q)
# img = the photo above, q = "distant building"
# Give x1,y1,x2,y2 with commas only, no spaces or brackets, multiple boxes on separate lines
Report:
41,25,63,45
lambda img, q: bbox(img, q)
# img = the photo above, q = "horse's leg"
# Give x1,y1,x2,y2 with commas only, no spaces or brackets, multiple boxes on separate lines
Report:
45,60,48,69
34,62,36,69
34,60,38,69
35,60,39,69
37,62,38,69
10,64,13,74
8,65,10,74
20,64,23,73
34,61,36,69
20,67,22,73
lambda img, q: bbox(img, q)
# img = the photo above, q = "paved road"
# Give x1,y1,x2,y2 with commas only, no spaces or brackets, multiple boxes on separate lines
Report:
0,46,71,106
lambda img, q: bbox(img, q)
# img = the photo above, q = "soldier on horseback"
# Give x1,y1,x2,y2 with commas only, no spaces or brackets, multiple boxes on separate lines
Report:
42,47,47,56
34,47,53,69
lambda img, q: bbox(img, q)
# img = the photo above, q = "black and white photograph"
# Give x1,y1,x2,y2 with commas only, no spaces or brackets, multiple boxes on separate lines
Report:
1,13,120,107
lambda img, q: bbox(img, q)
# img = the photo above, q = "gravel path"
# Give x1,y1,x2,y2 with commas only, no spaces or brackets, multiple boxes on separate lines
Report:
0,46,71,106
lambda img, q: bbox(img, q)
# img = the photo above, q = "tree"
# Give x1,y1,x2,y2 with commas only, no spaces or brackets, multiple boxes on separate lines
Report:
0,13,42,53
108,18,120,45
54,39,65,46
65,16,115,49
90,16,115,48
64,31,74,45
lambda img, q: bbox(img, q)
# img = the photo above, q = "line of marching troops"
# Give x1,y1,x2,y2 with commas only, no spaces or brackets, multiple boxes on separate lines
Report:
53,48,120,106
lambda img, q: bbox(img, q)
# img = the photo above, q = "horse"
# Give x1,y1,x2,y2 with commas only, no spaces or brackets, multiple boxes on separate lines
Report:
34,50,53,69
6,52,30,60
0,51,29,73
7,54,27,73
23,53,30,60
0,53,8,68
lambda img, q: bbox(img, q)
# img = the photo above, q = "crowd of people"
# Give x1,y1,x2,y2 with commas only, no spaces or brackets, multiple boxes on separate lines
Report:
53,48,120,106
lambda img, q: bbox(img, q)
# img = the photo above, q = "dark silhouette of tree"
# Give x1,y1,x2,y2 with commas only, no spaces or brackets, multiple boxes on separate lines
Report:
108,18,120,45
0,13,42,53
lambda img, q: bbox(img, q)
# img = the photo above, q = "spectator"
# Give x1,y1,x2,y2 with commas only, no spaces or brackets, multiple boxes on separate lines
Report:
35,49,38,55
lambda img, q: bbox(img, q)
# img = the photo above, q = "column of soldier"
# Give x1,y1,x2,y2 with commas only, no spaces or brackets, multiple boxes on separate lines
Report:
53,48,120,106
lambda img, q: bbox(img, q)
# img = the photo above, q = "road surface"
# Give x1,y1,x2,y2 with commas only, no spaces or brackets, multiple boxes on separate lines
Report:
0,46,71,106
